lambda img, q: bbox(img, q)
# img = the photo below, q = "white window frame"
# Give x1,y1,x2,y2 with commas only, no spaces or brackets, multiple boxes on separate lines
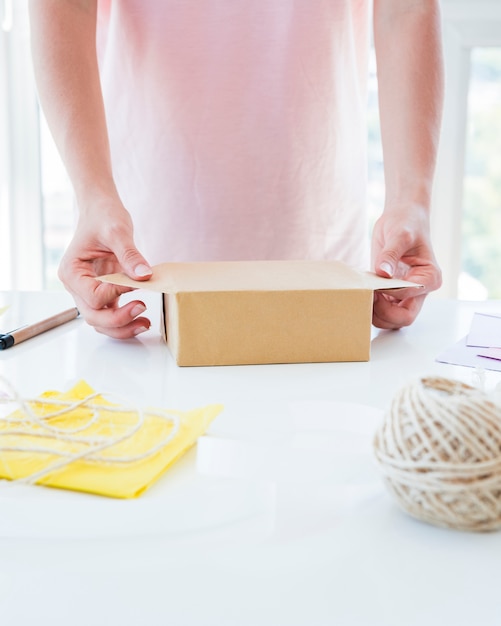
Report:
0,0,43,291
432,0,501,298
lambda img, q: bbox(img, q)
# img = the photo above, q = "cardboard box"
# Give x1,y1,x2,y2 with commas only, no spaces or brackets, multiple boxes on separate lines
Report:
101,260,421,366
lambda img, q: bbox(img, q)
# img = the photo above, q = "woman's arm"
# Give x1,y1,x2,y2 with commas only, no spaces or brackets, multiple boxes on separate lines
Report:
371,0,444,329
29,0,152,338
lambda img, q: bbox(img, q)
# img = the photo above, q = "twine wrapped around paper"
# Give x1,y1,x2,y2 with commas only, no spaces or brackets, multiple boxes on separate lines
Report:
373,376,501,532
0,378,223,498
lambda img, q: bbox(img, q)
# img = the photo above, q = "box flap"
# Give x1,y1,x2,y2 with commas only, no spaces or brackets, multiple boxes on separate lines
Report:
99,260,422,294
360,271,423,292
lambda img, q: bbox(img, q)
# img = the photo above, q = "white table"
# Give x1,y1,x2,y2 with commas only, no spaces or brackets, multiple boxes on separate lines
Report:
1,290,501,626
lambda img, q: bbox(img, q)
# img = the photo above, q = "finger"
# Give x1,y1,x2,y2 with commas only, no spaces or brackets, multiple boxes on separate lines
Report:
113,243,153,282
372,292,426,329
94,318,151,340
80,275,135,309
79,299,152,338
62,276,134,319
373,236,412,278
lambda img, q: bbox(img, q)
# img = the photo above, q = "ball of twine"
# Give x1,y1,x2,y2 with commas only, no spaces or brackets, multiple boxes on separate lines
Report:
373,376,501,532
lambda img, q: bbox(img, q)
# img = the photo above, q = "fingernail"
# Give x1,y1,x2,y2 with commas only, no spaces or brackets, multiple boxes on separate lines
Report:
130,303,146,318
134,264,152,277
133,325,149,336
380,262,393,277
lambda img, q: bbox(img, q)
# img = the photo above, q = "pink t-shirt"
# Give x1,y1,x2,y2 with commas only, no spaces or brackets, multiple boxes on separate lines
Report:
96,0,371,268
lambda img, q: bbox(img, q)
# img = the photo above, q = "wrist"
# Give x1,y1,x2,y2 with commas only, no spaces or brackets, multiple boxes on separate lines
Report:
383,177,434,215
382,196,432,219
74,182,125,217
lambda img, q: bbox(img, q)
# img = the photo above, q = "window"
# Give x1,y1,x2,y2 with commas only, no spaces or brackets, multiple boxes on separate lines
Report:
432,0,501,298
461,48,501,299
39,114,74,290
1,0,45,290
0,0,73,291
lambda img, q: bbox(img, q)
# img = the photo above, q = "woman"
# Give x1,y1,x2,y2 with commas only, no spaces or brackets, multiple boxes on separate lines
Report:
28,0,443,338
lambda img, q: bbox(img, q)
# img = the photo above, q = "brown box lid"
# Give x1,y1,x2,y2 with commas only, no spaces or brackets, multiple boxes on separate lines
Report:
101,260,421,366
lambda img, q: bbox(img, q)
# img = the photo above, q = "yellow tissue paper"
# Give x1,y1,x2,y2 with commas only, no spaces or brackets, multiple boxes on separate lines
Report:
0,380,223,498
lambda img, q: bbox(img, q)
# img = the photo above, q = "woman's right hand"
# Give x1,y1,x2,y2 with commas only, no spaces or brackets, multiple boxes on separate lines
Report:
58,203,153,339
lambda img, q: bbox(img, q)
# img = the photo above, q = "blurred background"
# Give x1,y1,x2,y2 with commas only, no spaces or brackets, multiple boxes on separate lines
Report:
1,0,500,299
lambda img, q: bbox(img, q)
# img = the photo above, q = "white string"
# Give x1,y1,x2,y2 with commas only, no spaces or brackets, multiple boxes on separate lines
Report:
374,376,501,532
471,366,487,393
0,376,181,485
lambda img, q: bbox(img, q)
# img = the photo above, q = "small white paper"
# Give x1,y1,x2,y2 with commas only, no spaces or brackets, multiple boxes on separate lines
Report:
476,347,501,363
436,335,501,372
467,312,501,348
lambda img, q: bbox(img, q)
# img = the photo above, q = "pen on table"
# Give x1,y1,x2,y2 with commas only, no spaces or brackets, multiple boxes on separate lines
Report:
0,307,80,350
